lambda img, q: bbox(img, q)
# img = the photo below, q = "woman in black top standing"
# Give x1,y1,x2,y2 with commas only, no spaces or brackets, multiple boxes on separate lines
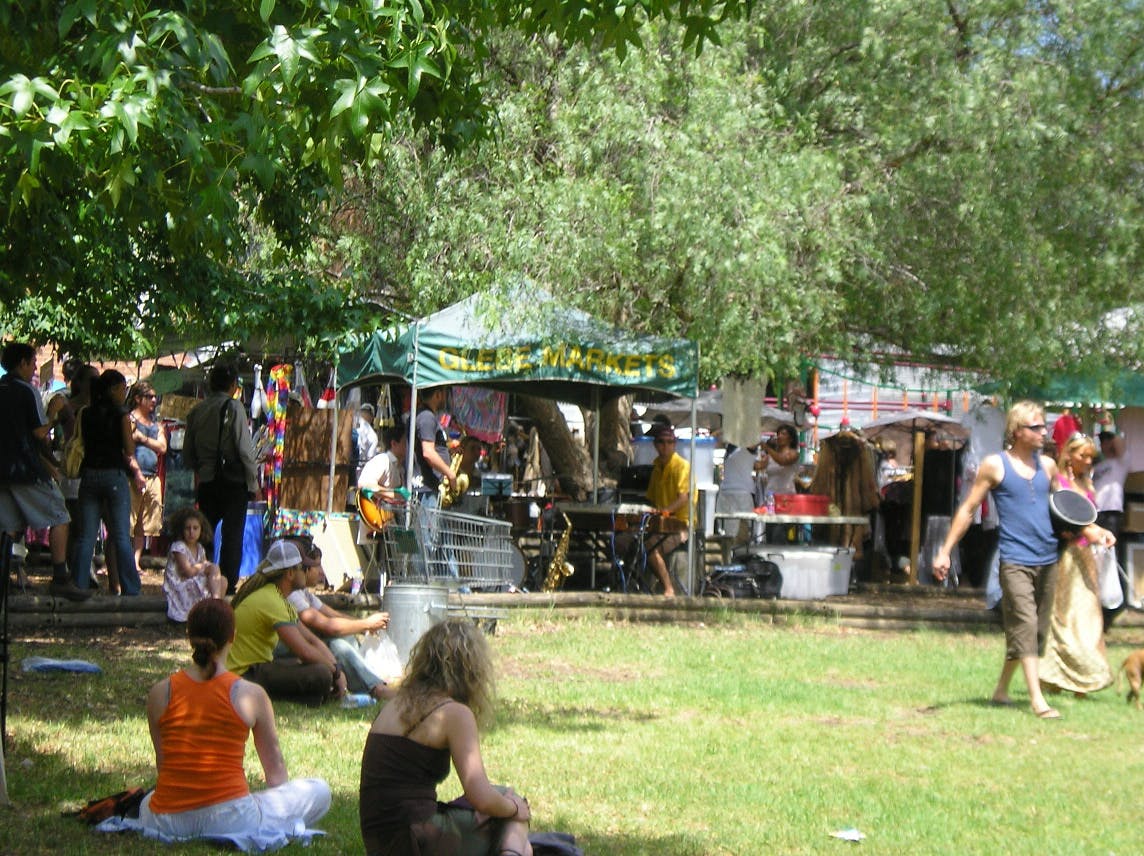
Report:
70,369,146,594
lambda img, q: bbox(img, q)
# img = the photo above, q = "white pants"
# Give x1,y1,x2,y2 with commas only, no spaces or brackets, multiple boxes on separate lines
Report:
139,778,331,850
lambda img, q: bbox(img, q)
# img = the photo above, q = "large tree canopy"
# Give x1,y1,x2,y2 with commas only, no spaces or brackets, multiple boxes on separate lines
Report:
343,0,1144,389
0,0,750,356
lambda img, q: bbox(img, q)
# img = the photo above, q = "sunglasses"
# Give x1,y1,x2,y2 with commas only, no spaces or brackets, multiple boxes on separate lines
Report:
1022,423,1047,432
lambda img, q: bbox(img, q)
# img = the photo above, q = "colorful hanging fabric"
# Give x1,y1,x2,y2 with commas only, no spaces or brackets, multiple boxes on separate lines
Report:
450,386,507,443
263,364,293,513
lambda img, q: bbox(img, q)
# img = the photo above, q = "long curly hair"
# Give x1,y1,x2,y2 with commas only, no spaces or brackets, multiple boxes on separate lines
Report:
399,619,495,730
167,506,213,547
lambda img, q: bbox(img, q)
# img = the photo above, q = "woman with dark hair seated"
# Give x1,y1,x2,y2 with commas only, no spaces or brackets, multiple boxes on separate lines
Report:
360,619,532,856
138,598,330,849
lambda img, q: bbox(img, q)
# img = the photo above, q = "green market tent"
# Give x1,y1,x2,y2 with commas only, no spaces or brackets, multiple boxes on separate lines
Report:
336,285,703,592
337,287,698,405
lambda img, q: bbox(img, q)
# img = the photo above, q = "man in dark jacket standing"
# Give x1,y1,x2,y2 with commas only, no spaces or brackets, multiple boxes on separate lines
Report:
183,364,259,594
0,342,90,600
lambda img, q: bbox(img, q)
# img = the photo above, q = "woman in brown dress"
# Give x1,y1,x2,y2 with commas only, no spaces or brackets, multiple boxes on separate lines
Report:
360,619,532,856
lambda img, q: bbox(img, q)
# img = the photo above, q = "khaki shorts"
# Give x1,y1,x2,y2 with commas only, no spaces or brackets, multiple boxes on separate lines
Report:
999,560,1058,660
131,474,164,536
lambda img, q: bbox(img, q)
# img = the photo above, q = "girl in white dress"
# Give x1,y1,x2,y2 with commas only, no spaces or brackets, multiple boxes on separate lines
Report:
164,507,227,622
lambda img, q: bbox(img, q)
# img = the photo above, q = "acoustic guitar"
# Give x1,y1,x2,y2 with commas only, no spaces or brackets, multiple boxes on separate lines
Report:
357,489,400,532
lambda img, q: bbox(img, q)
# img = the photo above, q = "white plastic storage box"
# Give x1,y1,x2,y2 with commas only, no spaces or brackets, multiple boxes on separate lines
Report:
756,546,853,600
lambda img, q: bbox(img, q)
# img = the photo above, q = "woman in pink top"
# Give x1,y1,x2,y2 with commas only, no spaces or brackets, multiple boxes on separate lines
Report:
1039,433,1113,697
139,598,330,848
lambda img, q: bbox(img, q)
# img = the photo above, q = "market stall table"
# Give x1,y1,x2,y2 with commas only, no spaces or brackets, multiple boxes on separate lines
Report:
715,512,870,600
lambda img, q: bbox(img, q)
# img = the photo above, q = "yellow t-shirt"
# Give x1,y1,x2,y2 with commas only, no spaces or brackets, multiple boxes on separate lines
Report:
226,584,298,675
647,452,692,523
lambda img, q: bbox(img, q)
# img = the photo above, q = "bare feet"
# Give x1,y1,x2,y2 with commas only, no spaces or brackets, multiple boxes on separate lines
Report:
1033,706,1061,719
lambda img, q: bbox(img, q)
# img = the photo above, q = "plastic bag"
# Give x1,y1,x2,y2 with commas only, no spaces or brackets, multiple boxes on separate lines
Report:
360,631,403,682
1096,545,1124,611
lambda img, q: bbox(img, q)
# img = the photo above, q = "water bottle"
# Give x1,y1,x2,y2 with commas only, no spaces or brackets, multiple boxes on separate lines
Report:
765,491,776,515
340,692,376,709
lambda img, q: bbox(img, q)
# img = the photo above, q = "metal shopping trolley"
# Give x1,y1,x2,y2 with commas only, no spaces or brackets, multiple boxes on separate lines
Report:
381,501,515,590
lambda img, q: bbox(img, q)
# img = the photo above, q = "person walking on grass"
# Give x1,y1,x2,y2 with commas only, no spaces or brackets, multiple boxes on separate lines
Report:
933,401,1114,719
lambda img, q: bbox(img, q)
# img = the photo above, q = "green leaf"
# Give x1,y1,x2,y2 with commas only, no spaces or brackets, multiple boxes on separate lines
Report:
331,78,359,118
260,0,275,23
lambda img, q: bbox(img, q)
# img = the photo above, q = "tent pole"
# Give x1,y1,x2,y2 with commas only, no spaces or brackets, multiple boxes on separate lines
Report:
591,388,600,504
908,428,926,584
327,362,338,514
404,322,422,527
687,394,697,597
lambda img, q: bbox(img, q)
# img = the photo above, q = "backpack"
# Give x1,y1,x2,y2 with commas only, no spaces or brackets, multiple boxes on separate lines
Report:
69,787,147,824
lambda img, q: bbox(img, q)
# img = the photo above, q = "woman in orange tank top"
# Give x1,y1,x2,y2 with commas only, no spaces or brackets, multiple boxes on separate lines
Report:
138,599,332,849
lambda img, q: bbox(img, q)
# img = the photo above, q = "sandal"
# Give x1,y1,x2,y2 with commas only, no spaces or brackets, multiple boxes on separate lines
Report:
1034,707,1061,720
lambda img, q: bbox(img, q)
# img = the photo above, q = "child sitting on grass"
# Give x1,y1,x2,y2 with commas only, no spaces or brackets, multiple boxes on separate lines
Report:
163,506,227,622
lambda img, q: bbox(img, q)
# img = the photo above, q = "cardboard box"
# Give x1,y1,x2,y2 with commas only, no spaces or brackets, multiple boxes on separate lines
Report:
285,409,354,464
748,545,853,600
1125,471,1144,496
159,393,199,422
1124,502,1144,534
279,465,351,511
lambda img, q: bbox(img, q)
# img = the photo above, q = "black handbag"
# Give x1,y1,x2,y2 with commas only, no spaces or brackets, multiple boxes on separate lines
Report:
214,400,247,485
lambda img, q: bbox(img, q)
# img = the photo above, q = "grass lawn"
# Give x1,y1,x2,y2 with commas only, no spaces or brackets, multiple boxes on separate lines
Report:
3,608,1143,855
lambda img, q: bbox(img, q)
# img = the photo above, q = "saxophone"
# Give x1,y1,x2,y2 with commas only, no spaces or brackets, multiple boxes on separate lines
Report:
542,513,574,591
438,451,469,509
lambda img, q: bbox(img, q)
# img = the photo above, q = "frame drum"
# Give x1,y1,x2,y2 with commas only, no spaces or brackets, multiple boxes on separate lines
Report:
509,544,527,588
1049,489,1096,538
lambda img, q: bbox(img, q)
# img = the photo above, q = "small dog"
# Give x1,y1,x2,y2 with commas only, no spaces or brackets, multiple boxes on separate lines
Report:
1116,650,1144,710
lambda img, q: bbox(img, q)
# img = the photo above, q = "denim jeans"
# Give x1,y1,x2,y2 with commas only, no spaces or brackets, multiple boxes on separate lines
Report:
414,492,461,584
71,468,140,594
275,638,384,695
328,636,385,694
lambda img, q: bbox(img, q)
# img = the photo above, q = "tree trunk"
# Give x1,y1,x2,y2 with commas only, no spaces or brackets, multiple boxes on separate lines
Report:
514,395,592,500
514,394,634,501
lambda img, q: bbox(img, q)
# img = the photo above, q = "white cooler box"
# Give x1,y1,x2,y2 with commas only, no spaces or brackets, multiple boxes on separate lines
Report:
755,546,853,600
